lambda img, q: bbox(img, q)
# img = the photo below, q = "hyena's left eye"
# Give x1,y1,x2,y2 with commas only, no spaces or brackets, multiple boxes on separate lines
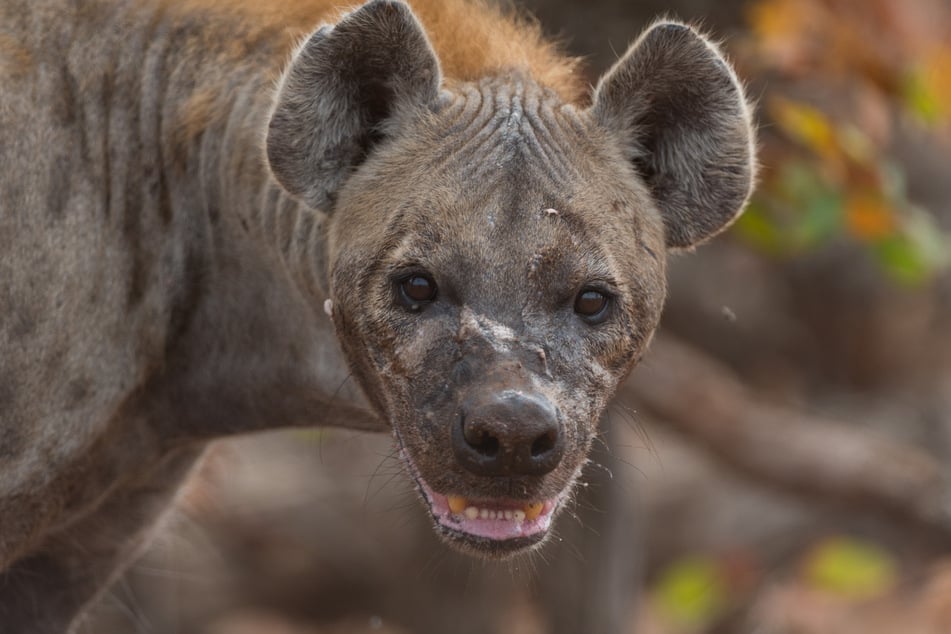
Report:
574,288,611,324
398,273,438,309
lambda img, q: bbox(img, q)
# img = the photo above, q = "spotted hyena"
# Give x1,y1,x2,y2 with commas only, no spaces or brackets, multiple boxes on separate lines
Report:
0,0,755,630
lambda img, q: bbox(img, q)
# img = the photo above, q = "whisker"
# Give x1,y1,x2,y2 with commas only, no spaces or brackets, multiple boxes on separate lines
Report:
328,371,355,405
363,447,404,507
608,402,658,459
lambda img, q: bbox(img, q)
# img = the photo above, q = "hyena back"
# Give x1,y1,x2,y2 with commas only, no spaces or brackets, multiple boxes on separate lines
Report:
0,0,754,630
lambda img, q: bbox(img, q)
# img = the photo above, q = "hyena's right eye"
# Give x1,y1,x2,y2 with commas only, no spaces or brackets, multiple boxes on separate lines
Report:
397,273,438,309
574,288,612,324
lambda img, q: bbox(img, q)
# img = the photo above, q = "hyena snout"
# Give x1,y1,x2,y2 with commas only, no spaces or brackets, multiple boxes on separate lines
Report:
452,390,564,477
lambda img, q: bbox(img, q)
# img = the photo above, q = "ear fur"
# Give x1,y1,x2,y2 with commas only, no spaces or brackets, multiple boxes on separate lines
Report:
591,21,756,249
266,0,441,210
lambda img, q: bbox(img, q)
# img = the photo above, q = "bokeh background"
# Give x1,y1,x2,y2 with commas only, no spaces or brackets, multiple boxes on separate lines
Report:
83,0,951,632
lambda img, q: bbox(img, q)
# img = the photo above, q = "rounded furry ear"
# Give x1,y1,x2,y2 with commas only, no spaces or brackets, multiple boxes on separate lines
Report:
266,0,441,210
591,21,756,249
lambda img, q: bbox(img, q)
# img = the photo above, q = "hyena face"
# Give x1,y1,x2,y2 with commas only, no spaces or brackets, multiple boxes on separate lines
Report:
325,80,669,554
268,0,754,555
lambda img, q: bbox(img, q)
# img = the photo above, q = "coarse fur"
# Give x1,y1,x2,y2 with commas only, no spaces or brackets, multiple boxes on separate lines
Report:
0,0,756,630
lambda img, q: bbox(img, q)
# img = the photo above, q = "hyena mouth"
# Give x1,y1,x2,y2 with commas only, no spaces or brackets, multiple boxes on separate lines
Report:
418,480,560,547
398,447,562,554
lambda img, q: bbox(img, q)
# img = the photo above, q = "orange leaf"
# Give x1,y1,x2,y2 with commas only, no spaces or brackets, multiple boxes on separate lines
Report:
923,47,951,119
846,194,896,241
748,0,802,40
747,0,816,71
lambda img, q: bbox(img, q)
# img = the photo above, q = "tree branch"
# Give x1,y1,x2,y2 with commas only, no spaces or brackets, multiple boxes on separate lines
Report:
622,334,951,541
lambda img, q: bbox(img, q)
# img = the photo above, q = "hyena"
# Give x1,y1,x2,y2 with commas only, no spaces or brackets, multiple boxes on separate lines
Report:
0,0,755,630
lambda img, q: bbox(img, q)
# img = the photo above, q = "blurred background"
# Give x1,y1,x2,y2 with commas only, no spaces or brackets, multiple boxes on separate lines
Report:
84,0,951,632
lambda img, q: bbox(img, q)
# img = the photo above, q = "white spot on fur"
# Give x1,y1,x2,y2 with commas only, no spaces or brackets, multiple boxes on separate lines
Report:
393,318,444,370
459,307,517,352
544,208,559,216
323,299,334,317
589,359,613,386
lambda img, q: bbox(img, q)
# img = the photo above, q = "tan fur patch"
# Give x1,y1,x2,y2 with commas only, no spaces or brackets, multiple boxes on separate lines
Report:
170,88,221,163
160,0,587,103
0,34,34,78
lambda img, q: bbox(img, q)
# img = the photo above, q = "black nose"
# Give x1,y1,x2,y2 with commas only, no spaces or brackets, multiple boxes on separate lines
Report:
453,391,564,477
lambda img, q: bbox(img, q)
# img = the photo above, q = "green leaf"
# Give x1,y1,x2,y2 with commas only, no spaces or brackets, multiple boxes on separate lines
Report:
873,204,951,286
875,235,930,285
733,201,787,255
653,556,729,629
803,537,897,599
778,161,844,248
795,186,843,247
902,205,951,270
903,69,942,124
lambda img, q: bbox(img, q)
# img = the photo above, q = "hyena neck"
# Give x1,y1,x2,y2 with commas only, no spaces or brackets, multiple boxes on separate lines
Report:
183,68,333,310
107,3,380,437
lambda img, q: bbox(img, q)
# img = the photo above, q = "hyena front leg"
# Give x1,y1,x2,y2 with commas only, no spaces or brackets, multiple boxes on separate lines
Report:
0,447,203,634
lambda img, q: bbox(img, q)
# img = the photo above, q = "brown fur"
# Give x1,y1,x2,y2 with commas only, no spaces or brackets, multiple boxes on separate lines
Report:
0,34,33,78
165,0,586,101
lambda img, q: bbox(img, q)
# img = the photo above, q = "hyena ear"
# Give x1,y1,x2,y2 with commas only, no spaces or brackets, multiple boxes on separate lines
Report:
266,0,441,209
591,21,756,249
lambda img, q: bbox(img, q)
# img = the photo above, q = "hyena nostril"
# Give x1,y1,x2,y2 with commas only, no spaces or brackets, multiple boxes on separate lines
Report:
471,430,500,458
531,431,556,458
453,391,564,477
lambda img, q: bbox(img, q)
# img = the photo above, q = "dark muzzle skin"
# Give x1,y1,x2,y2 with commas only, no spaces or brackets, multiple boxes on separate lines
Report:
452,331,566,476
454,381,565,478
362,298,627,557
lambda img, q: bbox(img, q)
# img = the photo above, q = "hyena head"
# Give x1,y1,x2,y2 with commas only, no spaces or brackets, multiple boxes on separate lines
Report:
267,0,754,556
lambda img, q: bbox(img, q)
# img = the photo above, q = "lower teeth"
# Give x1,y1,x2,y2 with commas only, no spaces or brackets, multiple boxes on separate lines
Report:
458,506,532,523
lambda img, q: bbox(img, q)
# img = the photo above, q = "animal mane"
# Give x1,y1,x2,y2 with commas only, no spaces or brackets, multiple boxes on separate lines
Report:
169,0,588,103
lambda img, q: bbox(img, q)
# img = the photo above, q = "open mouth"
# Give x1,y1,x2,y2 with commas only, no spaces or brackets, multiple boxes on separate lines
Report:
398,448,562,553
419,478,559,544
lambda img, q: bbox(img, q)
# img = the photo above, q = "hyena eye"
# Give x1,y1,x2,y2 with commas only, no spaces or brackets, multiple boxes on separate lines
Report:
574,288,611,324
398,274,438,308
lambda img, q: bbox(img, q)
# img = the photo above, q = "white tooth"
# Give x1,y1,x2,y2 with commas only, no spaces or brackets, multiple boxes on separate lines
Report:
504,510,513,520
513,509,525,523
480,508,489,519
465,507,479,520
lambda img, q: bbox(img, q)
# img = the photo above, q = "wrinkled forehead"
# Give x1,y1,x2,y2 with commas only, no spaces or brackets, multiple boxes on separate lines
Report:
333,74,665,310
429,76,593,189
385,77,644,297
